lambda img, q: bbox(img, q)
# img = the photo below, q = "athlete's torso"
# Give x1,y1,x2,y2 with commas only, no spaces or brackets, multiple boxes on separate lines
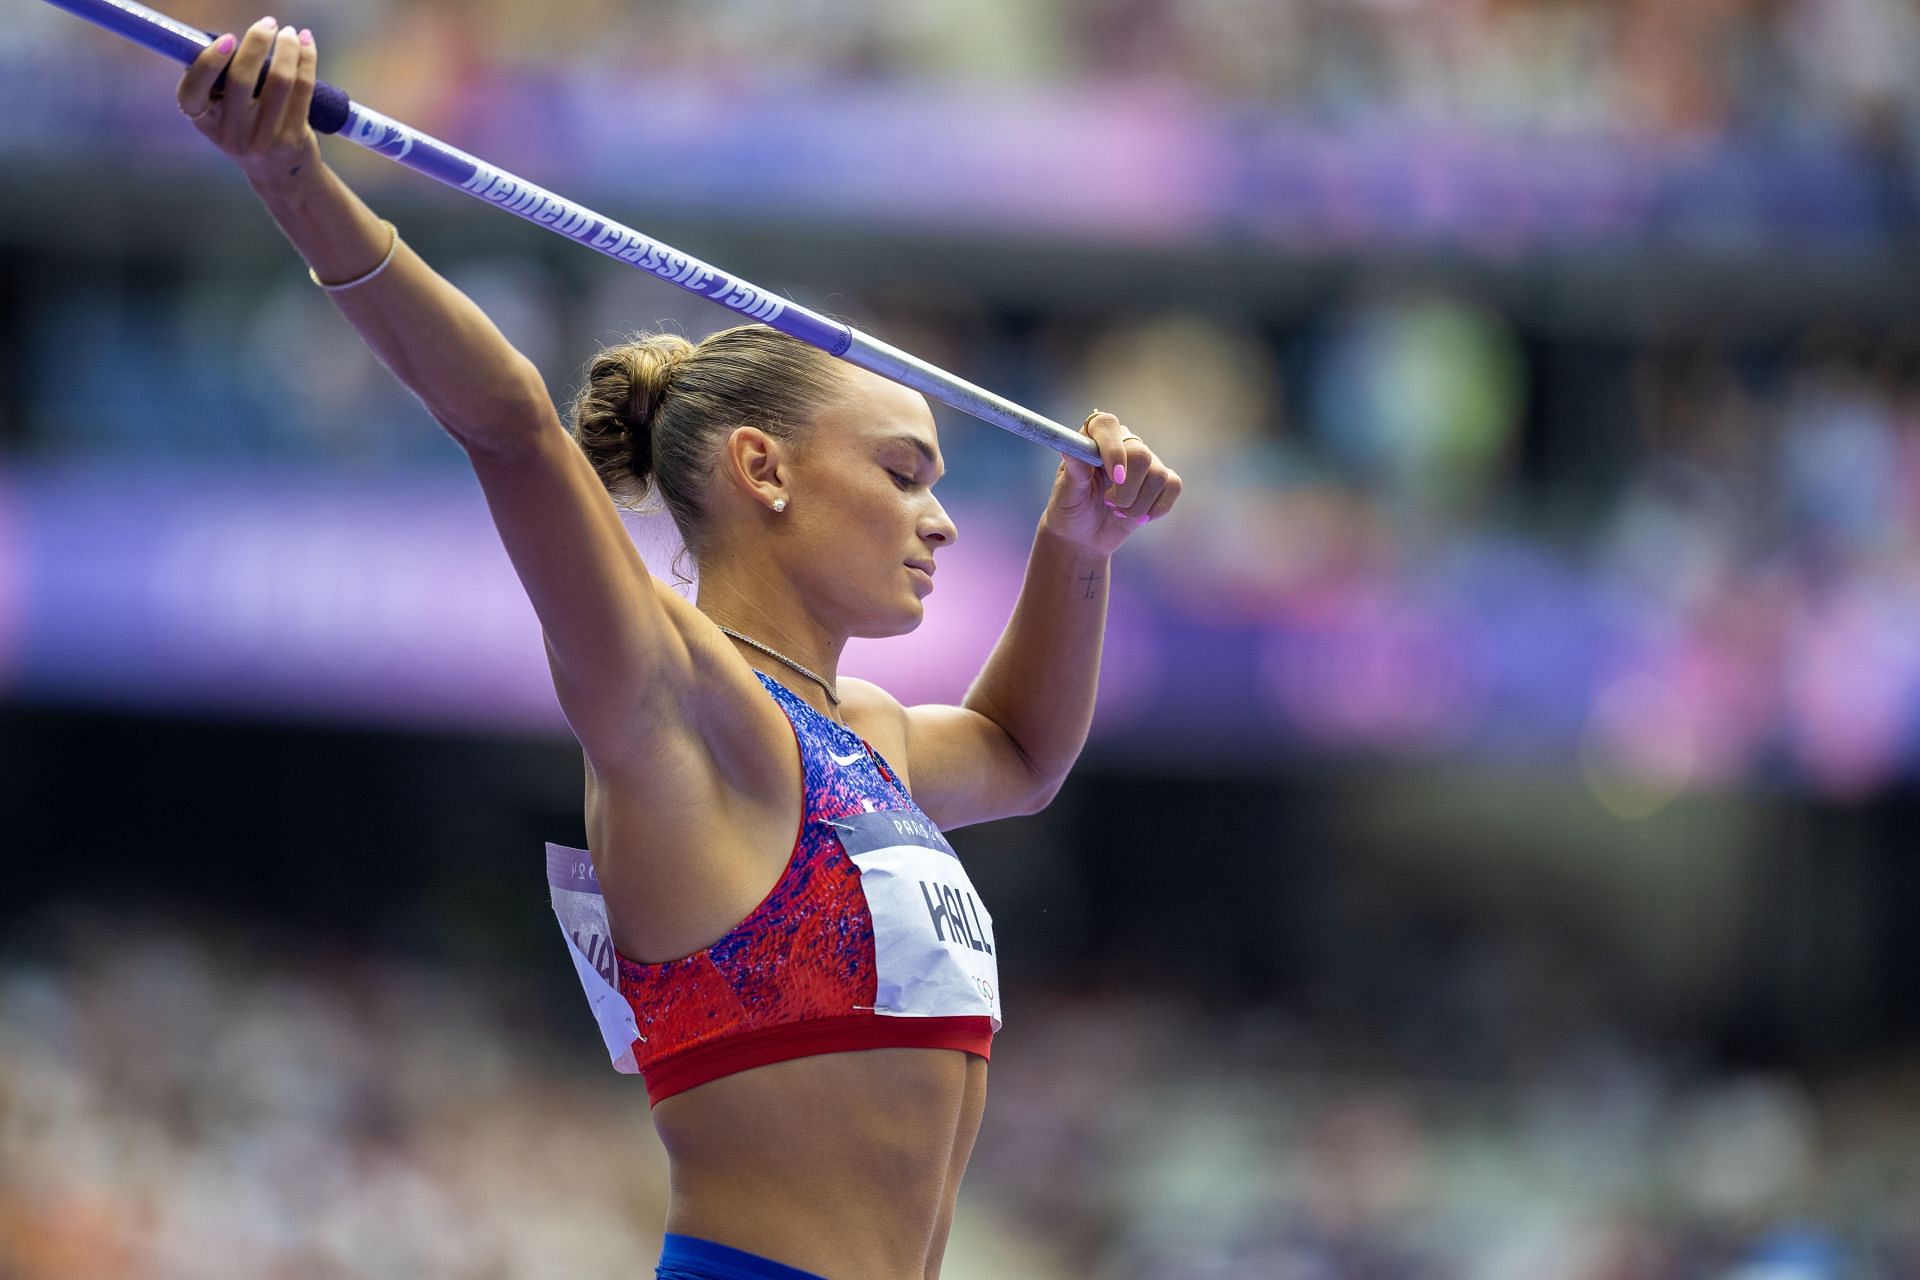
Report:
572,670,994,1279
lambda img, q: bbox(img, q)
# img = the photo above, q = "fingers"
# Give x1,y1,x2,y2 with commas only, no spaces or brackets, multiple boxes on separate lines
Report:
176,31,236,125
1124,469,1169,522
1080,411,1131,489
280,29,319,140
176,16,321,180
1145,469,1183,521
1080,410,1180,524
217,16,281,150
1090,415,1150,505
1107,437,1153,508
250,26,308,150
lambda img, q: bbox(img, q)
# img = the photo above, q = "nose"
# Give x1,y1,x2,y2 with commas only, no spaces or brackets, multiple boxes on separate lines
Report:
921,495,957,548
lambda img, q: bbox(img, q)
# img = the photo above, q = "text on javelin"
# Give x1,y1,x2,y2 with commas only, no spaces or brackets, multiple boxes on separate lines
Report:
459,168,786,323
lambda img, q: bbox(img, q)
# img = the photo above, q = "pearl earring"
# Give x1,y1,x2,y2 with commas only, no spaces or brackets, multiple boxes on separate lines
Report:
772,498,788,513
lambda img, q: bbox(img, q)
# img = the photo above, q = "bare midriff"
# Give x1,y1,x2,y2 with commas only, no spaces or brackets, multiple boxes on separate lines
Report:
653,1047,989,1280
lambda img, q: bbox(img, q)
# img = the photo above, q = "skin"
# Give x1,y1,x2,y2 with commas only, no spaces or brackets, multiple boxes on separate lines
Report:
178,20,1181,1279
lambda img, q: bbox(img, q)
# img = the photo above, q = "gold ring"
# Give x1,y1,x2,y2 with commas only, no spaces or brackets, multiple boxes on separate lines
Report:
1081,410,1103,432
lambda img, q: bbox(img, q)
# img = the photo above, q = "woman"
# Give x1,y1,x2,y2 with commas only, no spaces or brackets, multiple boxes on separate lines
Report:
176,19,1180,1280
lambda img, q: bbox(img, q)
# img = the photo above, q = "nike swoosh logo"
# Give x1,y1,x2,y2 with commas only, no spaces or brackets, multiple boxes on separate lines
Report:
828,747,866,767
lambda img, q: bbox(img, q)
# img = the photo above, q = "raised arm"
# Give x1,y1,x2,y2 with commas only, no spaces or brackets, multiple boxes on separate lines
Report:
899,412,1181,828
176,19,701,758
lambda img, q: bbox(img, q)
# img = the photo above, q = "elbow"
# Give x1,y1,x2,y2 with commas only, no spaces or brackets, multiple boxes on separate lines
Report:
975,707,1076,817
441,362,557,454
1017,770,1067,816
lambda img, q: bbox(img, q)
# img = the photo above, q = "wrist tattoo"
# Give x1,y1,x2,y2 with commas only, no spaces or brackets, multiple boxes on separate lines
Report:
1078,570,1099,600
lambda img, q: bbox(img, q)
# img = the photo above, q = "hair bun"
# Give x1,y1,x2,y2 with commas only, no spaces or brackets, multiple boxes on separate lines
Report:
619,335,695,438
569,332,696,506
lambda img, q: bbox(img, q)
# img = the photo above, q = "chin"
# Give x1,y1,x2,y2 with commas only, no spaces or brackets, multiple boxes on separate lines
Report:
852,598,927,640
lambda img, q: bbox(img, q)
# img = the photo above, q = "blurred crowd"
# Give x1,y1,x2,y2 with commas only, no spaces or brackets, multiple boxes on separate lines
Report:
1085,300,1920,798
10,0,1915,254
7,921,1920,1279
0,922,669,1279
985,992,1920,1280
1588,326,1920,797
97,0,1920,147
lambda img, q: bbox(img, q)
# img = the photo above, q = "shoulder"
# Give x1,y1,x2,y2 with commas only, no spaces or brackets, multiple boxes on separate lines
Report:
838,675,909,737
838,676,914,784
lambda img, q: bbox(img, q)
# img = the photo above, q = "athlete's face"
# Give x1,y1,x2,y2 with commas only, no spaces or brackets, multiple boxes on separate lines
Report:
784,369,956,638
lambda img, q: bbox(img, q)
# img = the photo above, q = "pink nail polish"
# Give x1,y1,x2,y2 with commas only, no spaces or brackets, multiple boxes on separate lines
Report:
214,32,236,52
1112,463,1127,486
299,27,312,45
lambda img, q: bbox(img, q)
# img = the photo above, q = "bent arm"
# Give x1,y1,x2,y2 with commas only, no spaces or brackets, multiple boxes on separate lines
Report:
907,528,1112,827
907,415,1181,827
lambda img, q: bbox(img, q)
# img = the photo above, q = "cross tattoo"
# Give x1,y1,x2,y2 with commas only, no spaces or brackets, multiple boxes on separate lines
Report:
1078,570,1099,600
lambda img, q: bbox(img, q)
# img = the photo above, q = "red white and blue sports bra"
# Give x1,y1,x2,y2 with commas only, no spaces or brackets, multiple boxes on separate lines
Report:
547,671,1001,1106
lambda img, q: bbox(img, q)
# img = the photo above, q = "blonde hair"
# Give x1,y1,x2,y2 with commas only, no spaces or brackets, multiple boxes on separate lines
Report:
568,324,848,552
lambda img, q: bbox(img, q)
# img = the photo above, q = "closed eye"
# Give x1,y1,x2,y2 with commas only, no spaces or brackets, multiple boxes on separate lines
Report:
889,470,918,490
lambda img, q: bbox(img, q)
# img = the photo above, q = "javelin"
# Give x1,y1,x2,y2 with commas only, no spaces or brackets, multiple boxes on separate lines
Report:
42,0,1104,466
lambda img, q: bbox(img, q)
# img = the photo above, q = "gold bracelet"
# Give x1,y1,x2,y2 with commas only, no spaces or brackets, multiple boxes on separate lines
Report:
308,220,400,292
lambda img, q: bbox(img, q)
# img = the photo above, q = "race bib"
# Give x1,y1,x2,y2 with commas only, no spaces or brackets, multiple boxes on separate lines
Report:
545,843,641,1073
829,810,1002,1027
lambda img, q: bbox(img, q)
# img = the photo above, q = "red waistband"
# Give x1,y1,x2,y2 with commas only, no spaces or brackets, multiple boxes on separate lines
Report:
642,1012,994,1107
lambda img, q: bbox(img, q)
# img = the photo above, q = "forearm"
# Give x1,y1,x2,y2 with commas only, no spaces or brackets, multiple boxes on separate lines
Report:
249,158,546,447
963,524,1111,798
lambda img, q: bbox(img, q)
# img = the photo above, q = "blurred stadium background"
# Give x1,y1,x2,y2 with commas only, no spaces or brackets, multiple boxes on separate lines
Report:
6,0,1920,1276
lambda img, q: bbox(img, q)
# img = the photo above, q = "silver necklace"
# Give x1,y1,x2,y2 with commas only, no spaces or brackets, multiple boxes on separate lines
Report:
716,625,840,707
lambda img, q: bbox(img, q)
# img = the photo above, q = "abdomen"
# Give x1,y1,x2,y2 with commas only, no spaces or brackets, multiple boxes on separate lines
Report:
654,1046,987,1280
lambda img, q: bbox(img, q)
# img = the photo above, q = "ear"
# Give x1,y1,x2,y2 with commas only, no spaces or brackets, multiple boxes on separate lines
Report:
720,425,789,513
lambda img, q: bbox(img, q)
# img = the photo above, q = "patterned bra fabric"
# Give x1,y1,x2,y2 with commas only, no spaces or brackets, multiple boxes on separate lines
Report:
615,672,997,1105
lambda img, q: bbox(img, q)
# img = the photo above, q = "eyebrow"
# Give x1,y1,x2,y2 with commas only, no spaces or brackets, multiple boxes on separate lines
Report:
882,434,943,475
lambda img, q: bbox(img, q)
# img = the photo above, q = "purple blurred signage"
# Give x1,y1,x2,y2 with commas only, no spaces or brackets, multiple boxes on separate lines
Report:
6,461,1920,799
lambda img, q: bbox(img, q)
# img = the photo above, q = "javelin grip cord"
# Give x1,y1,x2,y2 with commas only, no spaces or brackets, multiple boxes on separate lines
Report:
41,0,1104,465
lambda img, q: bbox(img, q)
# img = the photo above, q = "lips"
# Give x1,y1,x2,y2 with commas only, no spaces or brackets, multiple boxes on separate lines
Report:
905,559,936,592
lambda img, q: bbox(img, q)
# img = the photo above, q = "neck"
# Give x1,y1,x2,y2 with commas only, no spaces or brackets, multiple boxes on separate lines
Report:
697,577,846,713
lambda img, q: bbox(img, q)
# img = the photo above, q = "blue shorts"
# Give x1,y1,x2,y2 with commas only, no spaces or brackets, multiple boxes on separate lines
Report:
656,1233,828,1280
